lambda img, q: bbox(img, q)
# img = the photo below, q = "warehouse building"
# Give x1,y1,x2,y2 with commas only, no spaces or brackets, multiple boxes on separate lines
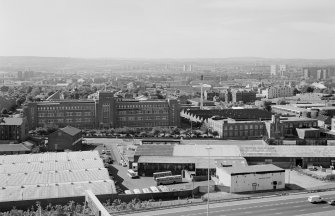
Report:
215,164,285,193
134,143,335,176
0,151,116,203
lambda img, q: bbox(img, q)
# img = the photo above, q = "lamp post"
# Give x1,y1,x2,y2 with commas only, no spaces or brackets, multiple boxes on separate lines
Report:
206,145,212,216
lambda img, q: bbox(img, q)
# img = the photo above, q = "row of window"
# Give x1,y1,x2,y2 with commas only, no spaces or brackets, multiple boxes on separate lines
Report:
119,121,170,127
118,109,168,115
223,124,264,130
38,112,93,117
117,104,167,109
37,106,94,111
39,118,93,124
118,116,168,121
223,130,262,137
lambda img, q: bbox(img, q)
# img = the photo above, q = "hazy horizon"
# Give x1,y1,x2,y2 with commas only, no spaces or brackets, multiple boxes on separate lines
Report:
1,0,334,59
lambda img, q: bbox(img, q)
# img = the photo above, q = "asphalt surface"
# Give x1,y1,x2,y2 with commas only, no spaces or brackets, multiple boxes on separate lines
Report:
160,195,335,216
128,192,335,216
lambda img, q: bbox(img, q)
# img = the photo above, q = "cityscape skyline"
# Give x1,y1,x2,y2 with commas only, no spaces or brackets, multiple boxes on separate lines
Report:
1,0,334,59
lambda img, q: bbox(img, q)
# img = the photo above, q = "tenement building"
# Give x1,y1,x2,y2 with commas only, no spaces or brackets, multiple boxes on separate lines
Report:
0,117,28,144
25,91,180,130
263,85,295,99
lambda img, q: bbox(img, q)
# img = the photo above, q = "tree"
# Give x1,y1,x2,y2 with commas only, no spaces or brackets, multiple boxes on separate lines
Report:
276,99,287,105
301,86,314,93
0,86,9,92
212,131,219,137
293,88,300,95
1,108,8,115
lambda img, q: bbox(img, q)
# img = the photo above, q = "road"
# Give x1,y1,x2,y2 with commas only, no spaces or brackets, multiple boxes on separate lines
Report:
127,192,335,216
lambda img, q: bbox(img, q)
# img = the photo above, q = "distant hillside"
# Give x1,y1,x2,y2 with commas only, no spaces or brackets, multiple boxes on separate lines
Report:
0,56,334,73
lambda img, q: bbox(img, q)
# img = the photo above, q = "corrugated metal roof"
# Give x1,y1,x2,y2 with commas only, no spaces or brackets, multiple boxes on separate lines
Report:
0,151,116,202
173,145,241,157
135,145,174,156
138,156,195,164
0,168,110,187
0,159,104,174
181,140,265,146
239,145,335,157
0,151,100,164
0,180,116,202
220,164,284,175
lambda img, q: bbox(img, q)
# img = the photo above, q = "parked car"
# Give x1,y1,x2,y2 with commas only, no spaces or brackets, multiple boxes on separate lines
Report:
328,200,335,205
308,195,324,203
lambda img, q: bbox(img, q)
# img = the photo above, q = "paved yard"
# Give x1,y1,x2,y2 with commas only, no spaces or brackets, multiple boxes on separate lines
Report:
285,169,335,190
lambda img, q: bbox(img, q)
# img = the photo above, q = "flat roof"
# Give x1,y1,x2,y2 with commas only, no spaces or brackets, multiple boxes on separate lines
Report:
220,164,284,175
173,145,241,157
136,144,335,158
181,140,265,146
0,144,31,152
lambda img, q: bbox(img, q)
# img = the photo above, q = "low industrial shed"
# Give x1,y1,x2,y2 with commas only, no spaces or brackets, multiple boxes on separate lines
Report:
216,164,285,193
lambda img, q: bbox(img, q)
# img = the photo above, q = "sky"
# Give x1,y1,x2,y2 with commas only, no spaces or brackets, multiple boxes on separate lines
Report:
0,0,334,59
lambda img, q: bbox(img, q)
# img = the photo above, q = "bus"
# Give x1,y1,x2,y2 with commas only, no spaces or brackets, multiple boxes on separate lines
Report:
127,169,139,178
156,175,182,186
153,171,172,180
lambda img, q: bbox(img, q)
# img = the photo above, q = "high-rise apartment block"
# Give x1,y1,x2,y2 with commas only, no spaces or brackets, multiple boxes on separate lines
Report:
303,67,335,80
270,65,287,76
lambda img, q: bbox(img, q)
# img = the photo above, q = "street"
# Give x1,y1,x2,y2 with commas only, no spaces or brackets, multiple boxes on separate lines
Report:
127,192,335,216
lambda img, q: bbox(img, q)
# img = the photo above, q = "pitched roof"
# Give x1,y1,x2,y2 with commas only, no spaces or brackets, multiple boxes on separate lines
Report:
186,109,271,121
60,126,81,136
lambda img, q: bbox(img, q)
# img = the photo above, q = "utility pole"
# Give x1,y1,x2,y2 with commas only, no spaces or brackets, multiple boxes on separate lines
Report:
206,145,212,216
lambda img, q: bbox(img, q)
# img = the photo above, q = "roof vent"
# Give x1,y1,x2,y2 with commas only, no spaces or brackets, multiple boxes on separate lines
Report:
2,187,6,190
55,184,59,186
39,172,42,174
24,173,28,175
37,185,40,187
88,181,92,184
7,173,10,176
21,186,24,188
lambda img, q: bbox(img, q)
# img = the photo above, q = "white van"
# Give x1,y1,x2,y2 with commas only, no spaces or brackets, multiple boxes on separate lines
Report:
308,195,324,203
